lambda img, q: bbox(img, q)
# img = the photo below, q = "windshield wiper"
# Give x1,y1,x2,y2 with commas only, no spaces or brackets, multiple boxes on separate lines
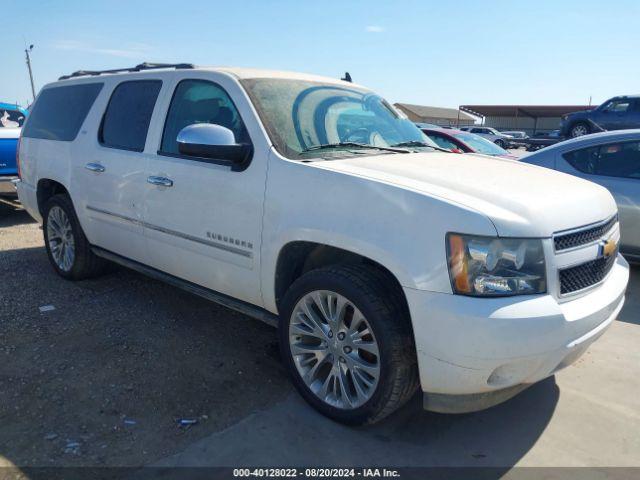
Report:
391,141,453,153
301,142,410,154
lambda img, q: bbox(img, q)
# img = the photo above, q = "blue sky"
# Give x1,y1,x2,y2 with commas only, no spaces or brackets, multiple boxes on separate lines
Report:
3,0,639,108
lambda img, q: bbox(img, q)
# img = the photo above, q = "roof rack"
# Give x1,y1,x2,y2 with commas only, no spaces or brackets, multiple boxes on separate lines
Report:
58,62,195,80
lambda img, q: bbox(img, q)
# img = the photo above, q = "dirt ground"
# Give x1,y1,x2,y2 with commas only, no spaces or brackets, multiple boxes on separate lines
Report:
0,197,290,467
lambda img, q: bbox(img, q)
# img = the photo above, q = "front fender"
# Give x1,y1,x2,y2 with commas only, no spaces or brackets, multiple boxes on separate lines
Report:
260,150,498,313
261,228,416,313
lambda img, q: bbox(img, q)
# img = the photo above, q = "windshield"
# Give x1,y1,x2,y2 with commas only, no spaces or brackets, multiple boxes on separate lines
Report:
241,78,437,159
452,132,507,155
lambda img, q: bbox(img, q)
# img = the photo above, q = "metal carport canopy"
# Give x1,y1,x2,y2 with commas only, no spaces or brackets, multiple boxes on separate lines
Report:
459,105,593,118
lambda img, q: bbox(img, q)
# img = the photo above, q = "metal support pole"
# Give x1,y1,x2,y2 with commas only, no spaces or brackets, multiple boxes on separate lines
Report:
25,45,36,103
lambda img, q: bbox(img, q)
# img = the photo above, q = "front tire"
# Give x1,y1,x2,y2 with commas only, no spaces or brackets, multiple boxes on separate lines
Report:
569,122,590,138
43,194,106,280
279,265,419,425
494,139,506,149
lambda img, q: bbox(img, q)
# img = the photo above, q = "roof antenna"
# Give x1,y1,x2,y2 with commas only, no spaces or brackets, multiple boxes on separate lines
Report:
341,72,352,83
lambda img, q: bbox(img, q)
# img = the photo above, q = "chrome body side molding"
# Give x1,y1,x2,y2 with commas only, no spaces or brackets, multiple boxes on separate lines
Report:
86,205,253,258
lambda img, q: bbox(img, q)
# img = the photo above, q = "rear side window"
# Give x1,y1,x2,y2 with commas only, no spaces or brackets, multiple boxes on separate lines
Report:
22,83,103,141
100,80,162,152
563,141,640,179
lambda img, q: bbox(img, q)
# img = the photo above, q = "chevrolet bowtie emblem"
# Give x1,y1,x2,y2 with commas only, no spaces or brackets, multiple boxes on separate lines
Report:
601,238,617,258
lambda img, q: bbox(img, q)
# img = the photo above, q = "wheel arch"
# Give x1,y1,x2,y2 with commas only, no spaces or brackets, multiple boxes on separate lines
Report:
37,178,70,216
272,240,410,317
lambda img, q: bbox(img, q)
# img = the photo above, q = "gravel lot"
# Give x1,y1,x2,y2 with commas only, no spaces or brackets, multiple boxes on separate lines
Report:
0,197,290,467
1,194,638,471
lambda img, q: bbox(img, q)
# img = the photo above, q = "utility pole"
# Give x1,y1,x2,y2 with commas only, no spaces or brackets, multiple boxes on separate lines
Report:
25,44,36,103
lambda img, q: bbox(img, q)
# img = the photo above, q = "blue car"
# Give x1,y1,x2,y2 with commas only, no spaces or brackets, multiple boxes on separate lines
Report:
0,102,28,196
560,95,640,139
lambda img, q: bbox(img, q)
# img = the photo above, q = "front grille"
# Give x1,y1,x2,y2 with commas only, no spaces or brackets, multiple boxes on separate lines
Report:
559,253,616,295
554,215,618,251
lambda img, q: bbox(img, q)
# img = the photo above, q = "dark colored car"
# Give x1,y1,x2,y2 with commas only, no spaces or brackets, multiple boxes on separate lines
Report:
421,128,517,159
560,95,640,138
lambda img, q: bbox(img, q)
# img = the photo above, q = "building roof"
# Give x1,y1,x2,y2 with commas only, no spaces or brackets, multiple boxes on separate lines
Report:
395,103,476,121
460,105,594,118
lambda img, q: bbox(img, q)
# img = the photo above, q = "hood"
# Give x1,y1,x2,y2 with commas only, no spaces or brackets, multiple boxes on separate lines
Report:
315,152,617,238
565,109,592,120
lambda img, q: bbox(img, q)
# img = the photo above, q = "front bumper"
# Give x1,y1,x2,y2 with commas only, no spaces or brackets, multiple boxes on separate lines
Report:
404,254,629,412
0,176,18,196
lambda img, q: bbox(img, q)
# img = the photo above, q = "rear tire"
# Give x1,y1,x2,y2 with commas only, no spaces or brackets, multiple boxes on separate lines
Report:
279,265,419,425
42,194,106,280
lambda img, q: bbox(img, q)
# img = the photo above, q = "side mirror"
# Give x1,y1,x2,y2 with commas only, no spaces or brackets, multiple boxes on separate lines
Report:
177,123,252,168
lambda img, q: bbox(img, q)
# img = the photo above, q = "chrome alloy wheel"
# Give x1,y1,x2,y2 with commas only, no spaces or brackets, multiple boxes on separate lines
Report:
47,206,75,272
289,290,381,409
571,124,588,137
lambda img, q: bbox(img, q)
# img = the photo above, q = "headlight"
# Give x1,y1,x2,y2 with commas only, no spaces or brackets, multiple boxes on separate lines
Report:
447,233,546,296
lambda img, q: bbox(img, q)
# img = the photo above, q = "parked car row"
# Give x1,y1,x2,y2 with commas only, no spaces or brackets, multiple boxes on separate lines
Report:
14,63,629,425
458,126,514,148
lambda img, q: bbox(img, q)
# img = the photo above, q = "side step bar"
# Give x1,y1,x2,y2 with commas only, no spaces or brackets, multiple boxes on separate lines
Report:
91,246,279,328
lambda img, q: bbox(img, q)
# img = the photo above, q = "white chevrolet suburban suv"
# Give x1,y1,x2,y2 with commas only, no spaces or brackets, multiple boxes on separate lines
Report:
17,63,629,425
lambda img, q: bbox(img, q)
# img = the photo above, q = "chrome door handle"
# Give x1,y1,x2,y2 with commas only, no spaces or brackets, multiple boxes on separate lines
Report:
85,162,105,173
147,176,173,187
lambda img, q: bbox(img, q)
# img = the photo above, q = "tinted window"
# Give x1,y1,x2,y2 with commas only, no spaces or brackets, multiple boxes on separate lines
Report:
453,132,507,155
161,79,250,155
100,80,162,151
597,142,640,178
603,100,630,113
0,109,26,128
23,83,103,141
426,132,460,151
563,141,640,179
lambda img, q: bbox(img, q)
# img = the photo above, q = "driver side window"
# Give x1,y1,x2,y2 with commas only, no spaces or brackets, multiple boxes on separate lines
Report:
160,79,249,155
604,100,630,113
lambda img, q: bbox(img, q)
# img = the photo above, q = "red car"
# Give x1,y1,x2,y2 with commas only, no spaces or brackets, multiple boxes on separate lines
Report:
421,128,518,159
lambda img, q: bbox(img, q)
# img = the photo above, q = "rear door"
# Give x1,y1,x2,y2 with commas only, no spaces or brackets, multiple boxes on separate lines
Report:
142,72,269,306
73,78,163,264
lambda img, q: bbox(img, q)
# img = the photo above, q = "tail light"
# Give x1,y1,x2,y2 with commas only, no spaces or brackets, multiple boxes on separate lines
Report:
16,136,22,179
